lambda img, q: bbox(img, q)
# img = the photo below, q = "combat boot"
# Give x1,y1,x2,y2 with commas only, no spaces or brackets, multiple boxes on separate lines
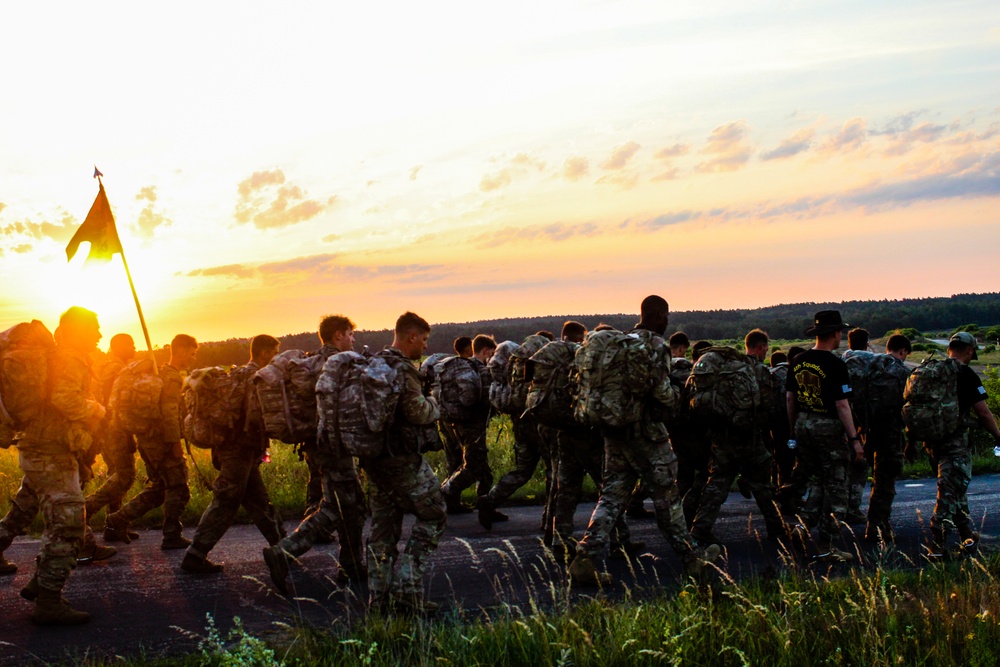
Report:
925,527,948,561
78,541,117,565
443,487,473,515
103,513,132,543
812,548,854,563
262,545,291,594
391,592,440,616
684,544,722,579
181,552,224,574
20,574,39,601
957,530,980,557
30,588,90,626
0,552,16,575
568,554,612,587
161,534,192,550
476,495,495,530
335,559,368,584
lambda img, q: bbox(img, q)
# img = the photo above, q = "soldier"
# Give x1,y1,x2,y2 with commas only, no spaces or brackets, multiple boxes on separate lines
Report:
768,351,795,488
105,334,197,549
921,332,1000,558
440,336,475,476
182,335,284,573
263,317,369,591
477,331,557,531
785,310,862,562
862,334,912,542
690,329,785,546
842,327,873,525
568,296,720,586
14,307,106,624
440,334,497,514
676,340,713,525
362,312,447,614
84,333,140,541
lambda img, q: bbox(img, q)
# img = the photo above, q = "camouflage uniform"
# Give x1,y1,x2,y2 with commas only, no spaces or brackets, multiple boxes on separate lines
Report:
575,330,698,563
186,361,283,563
664,359,711,525
361,348,447,607
691,423,784,543
301,344,343,515
14,346,103,595
925,430,974,542
484,412,551,510
107,364,190,544
793,412,850,549
440,357,493,503
864,411,906,535
84,356,132,516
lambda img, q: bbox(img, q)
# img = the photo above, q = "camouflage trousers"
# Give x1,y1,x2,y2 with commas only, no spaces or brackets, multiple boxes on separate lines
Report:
552,426,630,546
280,448,367,573
792,413,850,550
363,453,446,599
440,420,464,477
691,427,783,540
111,437,190,539
864,425,905,530
487,414,552,508
671,424,711,526
14,446,85,593
440,419,492,500
298,442,325,515
188,445,283,560
84,425,138,519
847,456,869,518
577,426,696,561
925,431,974,539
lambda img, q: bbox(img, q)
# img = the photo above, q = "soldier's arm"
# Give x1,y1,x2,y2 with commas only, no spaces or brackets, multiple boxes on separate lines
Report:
400,367,441,425
786,390,797,434
835,398,863,461
649,345,681,413
50,358,105,424
971,401,1000,439
159,369,183,442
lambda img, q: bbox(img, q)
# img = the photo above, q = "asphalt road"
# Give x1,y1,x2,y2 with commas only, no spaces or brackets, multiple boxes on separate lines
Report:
1,474,998,665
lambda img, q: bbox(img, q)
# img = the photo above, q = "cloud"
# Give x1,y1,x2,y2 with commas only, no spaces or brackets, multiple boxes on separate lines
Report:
654,144,689,160
821,117,867,153
186,253,446,284
651,168,681,182
470,221,600,249
696,121,752,172
0,214,77,254
479,152,546,192
234,169,335,229
409,166,422,181
134,185,170,238
761,128,815,161
0,203,6,215
871,110,927,136
883,121,949,156
600,141,641,170
321,233,340,243
596,171,639,189
624,211,698,231
562,156,589,181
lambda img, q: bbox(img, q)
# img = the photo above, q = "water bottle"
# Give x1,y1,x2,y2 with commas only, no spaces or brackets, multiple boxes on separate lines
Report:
993,444,1000,457
787,439,798,450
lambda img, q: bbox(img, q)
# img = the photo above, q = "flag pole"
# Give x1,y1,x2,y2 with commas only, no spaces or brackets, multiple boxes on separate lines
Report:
98,172,159,377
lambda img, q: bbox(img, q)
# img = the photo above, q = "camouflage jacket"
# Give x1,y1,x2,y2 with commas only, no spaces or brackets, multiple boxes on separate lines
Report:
19,346,104,452
158,364,184,443
635,328,681,442
381,347,440,456
98,356,126,407
228,360,268,454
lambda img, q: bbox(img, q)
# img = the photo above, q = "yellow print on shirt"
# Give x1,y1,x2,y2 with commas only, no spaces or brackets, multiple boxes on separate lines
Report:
794,362,827,413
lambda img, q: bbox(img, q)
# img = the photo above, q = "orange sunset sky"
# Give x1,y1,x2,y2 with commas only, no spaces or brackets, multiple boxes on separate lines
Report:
1,2,999,347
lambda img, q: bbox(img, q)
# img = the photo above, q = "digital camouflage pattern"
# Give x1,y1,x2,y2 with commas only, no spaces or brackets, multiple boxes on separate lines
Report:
792,412,849,550
485,412,551,509
182,366,240,449
254,349,308,443
902,357,962,441
317,351,400,458
109,358,163,436
487,340,519,414
507,334,552,416
84,423,138,518
432,355,482,422
687,347,767,431
0,320,55,447
925,426,976,542
523,340,578,429
570,329,656,428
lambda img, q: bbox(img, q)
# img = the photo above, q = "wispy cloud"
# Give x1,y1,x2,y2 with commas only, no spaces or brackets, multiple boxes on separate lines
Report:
470,221,600,248
234,169,336,229
600,141,641,170
186,253,447,284
820,117,867,153
409,165,422,181
479,152,546,192
0,214,77,254
562,156,589,181
696,121,752,172
134,185,170,238
761,127,815,161
651,142,689,181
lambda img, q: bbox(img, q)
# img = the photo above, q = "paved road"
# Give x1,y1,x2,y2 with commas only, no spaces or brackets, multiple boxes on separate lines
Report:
1,474,998,665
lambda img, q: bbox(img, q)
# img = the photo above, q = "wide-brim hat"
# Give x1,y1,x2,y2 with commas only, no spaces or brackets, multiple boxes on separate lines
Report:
804,310,851,336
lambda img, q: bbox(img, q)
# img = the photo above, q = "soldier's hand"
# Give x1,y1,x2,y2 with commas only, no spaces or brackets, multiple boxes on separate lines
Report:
852,440,864,463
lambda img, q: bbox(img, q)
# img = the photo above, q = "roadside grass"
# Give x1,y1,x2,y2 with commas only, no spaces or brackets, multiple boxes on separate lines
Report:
53,552,1000,666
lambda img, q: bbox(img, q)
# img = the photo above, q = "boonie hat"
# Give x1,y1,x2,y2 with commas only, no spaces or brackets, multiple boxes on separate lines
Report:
804,310,851,337
949,331,979,360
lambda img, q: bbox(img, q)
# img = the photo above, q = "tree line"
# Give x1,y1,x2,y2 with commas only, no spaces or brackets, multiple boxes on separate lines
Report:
163,292,1000,368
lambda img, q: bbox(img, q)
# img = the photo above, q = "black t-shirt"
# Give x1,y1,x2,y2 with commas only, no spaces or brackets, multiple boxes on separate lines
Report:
957,364,987,415
785,348,852,416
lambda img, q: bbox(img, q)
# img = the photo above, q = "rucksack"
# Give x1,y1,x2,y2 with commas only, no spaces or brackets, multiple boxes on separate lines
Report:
183,366,242,449
254,349,308,443
846,352,910,428
487,340,519,414
0,320,55,447
506,335,551,416
902,357,961,441
523,340,578,429
570,328,655,428
432,355,482,422
316,351,400,458
109,357,164,435
687,346,763,431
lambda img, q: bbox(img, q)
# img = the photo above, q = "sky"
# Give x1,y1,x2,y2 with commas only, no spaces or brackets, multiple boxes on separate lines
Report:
1,1,998,347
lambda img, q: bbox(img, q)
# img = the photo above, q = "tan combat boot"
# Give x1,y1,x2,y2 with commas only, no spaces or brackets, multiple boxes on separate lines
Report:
0,551,16,575
684,544,722,579
568,554,612,587
30,587,91,626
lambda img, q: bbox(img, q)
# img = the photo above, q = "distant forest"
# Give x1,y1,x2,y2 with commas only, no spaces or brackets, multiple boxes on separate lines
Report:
170,293,1000,368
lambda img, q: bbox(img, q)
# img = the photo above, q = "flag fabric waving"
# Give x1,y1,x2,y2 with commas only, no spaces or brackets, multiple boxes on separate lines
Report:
65,180,123,263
